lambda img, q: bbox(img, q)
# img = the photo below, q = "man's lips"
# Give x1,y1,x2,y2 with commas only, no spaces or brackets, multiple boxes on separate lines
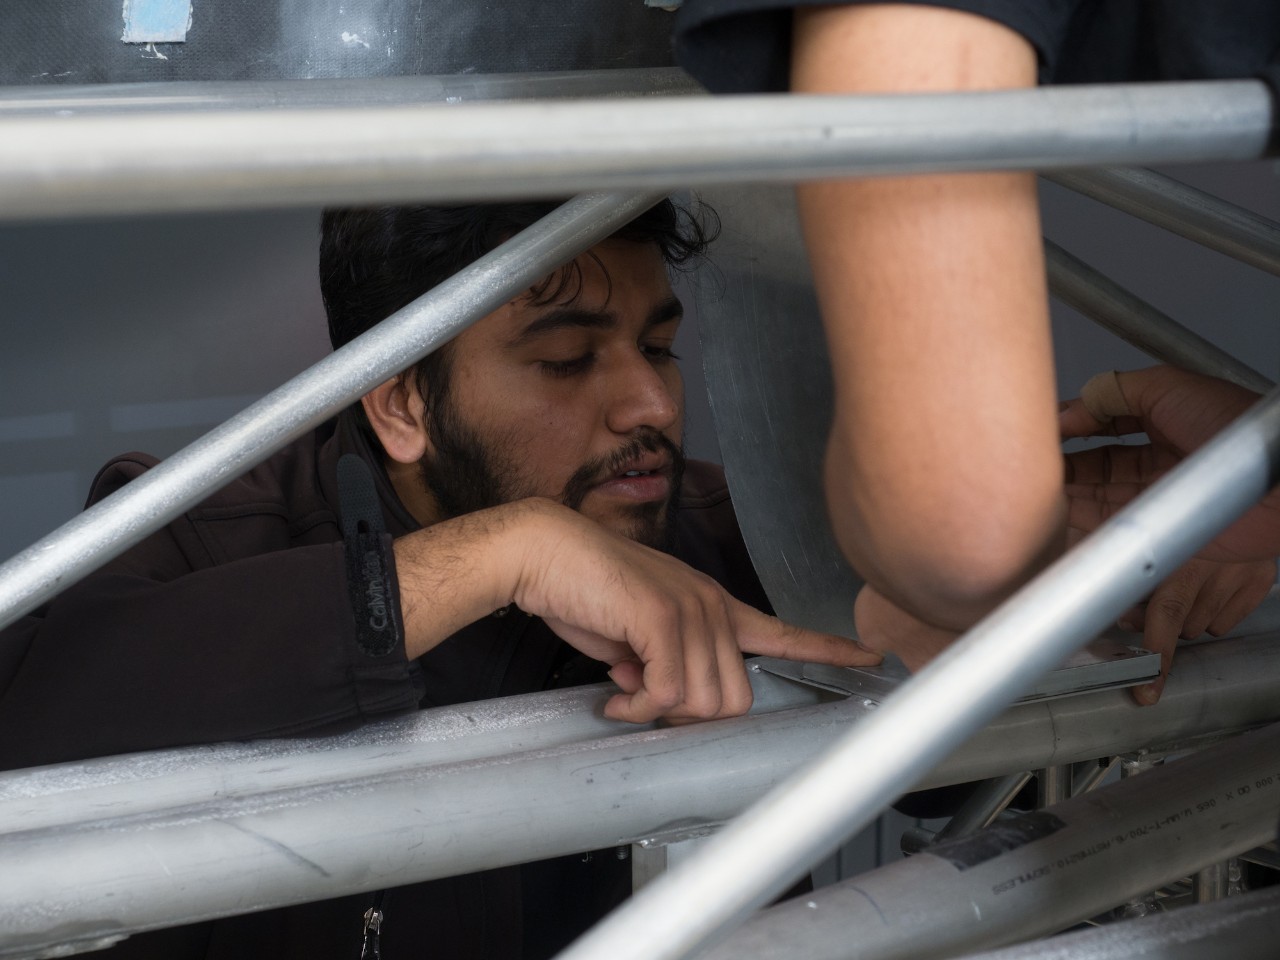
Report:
589,454,673,502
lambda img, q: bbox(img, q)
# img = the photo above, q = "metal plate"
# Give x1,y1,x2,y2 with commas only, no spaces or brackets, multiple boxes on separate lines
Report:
694,184,861,637
756,633,1161,705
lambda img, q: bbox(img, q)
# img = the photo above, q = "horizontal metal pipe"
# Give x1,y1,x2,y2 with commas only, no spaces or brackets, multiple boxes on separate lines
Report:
1047,167,1280,278
6,624,1278,831
701,723,1280,960
0,80,1270,219
0,68,702,116
3,632,1279,957
0,664,829,831
955,886,1280,960
552,382,1280,960
0,191,661,632
1045,240,1274,393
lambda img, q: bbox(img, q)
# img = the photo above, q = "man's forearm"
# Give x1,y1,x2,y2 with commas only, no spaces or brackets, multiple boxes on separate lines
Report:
393,499,542,660
792,3,1066,628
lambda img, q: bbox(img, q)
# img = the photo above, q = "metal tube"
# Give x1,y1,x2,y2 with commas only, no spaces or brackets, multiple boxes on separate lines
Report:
0,81,1270,220
551,385,1280,960
903,771,1033,854
1045,240,1273,393
3,631,1279,957
933,773,1031,841
1194,861,1229,904
0,191,662,632
1070,757,1118,796
1037,766,1069,808
0,663,828,828
0,69,702,116
7,626,1279,834
1047,167,1280,278
699,723,1280,960
881,884,1280,960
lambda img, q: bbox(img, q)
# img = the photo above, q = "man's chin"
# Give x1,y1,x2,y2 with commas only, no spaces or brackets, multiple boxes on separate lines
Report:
584,500,676,552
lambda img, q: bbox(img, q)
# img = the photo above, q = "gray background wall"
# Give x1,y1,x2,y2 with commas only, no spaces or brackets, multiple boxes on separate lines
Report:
1043,162,1280,396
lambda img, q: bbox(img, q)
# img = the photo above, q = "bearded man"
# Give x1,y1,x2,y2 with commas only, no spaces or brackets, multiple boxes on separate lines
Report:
0,198,875,959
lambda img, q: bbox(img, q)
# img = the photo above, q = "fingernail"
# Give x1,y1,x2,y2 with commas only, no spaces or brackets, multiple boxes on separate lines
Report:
1134,684,1160,706
1117,619,1138,633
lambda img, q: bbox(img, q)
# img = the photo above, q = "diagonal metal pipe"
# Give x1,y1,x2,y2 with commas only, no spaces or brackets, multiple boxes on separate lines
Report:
697,723,1280,960
1045,240,1273,393
0,191,663,632
1047,167,1280,278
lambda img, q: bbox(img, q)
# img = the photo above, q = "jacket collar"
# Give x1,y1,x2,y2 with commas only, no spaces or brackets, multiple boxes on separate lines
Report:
318,410,422,539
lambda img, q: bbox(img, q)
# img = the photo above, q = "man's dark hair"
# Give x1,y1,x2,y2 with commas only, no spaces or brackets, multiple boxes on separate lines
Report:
319,199,716,444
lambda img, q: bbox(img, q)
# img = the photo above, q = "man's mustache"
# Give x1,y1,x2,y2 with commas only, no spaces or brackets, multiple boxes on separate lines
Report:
561,431,684,511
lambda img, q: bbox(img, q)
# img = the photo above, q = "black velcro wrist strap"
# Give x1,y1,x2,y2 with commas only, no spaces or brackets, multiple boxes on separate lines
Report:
338,454,404,657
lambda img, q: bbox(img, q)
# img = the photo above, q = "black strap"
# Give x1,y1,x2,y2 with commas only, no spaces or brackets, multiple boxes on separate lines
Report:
338,454,402,657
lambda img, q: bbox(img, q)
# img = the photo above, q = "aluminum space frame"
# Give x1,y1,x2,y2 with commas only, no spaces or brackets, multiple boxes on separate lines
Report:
0,71,1277,960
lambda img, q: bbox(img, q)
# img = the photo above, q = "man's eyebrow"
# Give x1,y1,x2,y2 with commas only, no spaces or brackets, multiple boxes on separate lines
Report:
507,297,683,346
507,308,616,346
647,297,684,329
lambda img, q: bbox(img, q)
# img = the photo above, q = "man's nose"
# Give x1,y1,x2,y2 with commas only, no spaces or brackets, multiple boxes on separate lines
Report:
605,353,681,435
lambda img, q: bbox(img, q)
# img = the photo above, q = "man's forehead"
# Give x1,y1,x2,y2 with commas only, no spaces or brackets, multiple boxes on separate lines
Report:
531,239,670,304
484,241,679,341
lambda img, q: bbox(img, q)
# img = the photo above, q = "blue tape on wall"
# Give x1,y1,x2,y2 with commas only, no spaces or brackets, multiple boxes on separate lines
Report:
122,0,193,43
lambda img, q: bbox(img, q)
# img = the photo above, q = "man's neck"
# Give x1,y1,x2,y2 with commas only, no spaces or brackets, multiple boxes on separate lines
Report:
384,456,443,528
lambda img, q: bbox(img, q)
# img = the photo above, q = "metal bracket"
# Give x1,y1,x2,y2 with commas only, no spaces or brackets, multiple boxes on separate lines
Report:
756,633,1159,705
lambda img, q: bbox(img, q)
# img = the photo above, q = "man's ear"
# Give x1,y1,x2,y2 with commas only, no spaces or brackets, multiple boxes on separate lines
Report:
362,374,429,465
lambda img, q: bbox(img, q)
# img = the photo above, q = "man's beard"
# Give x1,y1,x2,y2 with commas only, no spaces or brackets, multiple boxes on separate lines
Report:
420,396,685,552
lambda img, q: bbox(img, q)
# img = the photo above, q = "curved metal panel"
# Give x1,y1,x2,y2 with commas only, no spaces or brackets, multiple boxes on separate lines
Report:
694,185,860,636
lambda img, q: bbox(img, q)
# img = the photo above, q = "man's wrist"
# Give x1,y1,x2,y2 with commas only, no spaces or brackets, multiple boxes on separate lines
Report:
393,499,558,660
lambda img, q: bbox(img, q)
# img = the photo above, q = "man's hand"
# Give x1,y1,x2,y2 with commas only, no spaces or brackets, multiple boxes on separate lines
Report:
512,500,881,723
394,498,880,724
1116,556,1275,705
1061,365,1280,563
853,544,1274,708
1058,367,1280,703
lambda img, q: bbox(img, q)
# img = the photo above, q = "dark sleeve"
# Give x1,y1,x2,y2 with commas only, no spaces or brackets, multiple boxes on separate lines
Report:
673,0,1086,94
0,479,422,772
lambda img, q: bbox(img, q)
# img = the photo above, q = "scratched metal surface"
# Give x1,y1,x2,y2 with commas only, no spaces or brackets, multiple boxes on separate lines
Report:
695,185,862,637
3,632,1280,959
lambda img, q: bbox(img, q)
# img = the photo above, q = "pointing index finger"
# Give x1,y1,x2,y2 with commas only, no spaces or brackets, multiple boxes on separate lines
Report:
733,602,883,667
